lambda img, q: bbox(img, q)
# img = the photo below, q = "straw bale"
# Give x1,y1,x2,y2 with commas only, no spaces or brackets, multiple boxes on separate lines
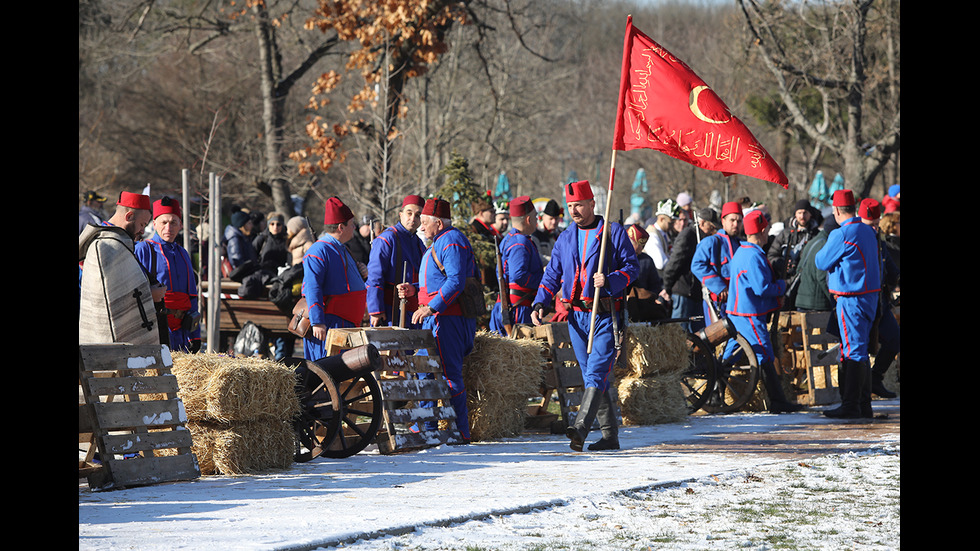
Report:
171,419,295,475
463,331,546,441
168,352,300,423
615,323,689,379
616,374,688,426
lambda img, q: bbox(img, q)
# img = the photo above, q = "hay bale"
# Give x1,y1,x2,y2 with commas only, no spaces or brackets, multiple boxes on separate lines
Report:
169,352,299,423
463,331,546,441
173,419,295,475
616,374,688,425
615,323,689,379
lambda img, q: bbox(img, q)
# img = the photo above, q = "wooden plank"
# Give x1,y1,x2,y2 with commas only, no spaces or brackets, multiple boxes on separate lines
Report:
384,405,457,425
100,429,194,455
383,429,463,453
91,400,187,431
79,344,171,374
85,373,180,397
379,379,453,402
96,454,200,490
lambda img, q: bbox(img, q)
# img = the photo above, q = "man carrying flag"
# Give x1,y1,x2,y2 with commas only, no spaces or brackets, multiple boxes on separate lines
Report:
531,180,637,452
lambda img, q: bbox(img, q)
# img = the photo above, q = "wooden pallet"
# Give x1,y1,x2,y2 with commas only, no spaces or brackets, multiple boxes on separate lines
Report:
324,327,464,453
79,344,200,490
514,322,583,431
773,311,841,406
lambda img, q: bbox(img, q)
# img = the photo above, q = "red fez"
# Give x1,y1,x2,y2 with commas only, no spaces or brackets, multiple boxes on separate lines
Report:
422,198,451,219
859,198,881,220
832,189,855,207
565,180,593,202
509,195,534,217
323,196,354,225
721,201,742,218
117,191,151,211
152,196,181,219
743,209,769,235
627,223,649,243
402,194,425,208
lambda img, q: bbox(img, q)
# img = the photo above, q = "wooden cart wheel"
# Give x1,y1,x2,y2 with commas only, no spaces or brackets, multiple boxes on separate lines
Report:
287,358,343,463
320,371,383,459
681,333,717,413
702,333,761,414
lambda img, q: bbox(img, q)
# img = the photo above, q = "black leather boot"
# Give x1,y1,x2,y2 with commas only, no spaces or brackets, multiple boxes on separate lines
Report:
858,360,874,418
824,359,865,419
870,347,898,398
566,387,601,452
587,389,620,451
761,361,803,413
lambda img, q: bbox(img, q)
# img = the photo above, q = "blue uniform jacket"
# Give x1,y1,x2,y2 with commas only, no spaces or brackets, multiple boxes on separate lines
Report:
302,235,367,326
366,222,427,320
419,226,478,315
691,230,739,298
134,235,201,347
498,227,544,306
534,217,638,307
814,217,880,296
726,241,785,318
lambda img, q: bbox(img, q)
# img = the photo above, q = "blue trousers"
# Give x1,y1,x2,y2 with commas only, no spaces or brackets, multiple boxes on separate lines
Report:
567,309,621,393
729,314,775,365
488,302,532,337
836,293,879,363
417,314,476,439
672,294,705,333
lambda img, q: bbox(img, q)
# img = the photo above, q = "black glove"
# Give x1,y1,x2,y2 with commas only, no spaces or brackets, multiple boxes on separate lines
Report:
189,338,202,353
532,302,546,318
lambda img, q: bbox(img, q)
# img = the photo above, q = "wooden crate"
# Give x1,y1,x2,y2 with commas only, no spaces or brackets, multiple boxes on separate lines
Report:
79,344,200,490
514,322,583,432
772,311,841,406
324,327,465,453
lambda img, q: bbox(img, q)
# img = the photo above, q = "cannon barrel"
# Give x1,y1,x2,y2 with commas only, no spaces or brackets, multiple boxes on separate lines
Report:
311,344,381,382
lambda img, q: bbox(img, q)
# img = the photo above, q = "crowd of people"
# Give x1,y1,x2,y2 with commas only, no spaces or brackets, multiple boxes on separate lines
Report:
78,177,900,450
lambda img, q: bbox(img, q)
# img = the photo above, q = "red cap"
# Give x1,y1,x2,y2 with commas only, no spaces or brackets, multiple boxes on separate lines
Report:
152,196,181,219
859,198,881,220
626,223,649,243
323,196,354,225
832,189,855,207
721,201,742,219
743,209,769,235
509,195,534,217
402,194,425,208
117,191,151,210
422,198,451,219
565,180,593,202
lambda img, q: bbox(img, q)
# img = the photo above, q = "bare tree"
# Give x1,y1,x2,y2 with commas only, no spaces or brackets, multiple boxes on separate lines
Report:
736,0,900,198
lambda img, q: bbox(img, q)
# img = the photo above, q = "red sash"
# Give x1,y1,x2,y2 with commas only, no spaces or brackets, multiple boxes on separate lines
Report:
324,289,368,324
418,286,462,316
164,291,192,331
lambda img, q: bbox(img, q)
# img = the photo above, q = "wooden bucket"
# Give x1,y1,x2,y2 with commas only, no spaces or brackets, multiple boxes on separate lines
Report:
696,317,736,348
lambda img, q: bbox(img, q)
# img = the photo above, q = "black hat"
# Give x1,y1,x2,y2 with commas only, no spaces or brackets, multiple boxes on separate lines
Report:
83,190,107,203
541,199,562,217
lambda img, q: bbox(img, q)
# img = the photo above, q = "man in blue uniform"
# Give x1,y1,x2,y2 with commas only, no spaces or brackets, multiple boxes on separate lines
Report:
489,196,544,336
404,198,480,442
815,190,881,419
858,198,900,399
301,196,367,361
727,210,804,414
531,180,638,452
135,197,201,352
692,201,742,321
366,194,427,328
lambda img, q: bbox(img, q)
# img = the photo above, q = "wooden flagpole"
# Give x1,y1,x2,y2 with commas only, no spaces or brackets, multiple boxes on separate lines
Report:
586,149,618,353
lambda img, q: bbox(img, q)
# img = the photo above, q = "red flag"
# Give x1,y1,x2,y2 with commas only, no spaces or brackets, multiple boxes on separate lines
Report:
612,16,788,189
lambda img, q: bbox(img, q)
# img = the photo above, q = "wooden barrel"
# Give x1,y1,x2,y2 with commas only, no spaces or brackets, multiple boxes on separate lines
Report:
696,317,736,348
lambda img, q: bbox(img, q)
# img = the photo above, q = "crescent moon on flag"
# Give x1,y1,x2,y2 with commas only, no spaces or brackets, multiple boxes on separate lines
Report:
689,85,731,124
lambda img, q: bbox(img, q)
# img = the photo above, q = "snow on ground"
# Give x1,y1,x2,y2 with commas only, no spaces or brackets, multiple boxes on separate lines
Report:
79,401,900,551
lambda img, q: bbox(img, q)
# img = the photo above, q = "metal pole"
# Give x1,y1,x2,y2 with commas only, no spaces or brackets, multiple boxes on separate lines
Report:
207,173,222,353
182,169,191,252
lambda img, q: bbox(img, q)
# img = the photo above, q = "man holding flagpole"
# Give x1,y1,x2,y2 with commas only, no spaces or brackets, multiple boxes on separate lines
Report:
531,180,637,452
